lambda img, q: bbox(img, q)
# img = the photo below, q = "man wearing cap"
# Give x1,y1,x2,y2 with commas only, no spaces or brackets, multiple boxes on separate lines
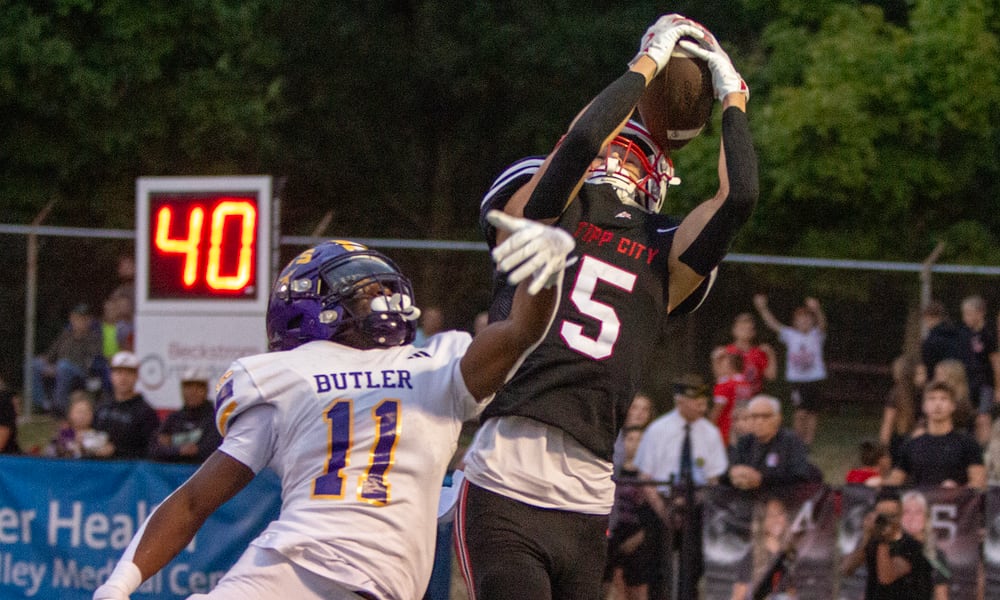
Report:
92,351,159,459
632,374,728,598
149,368,221,463
31,303,102,416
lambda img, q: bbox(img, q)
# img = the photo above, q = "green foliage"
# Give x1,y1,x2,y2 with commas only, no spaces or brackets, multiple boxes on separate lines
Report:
4,0,996,262
0,0,284,227
746,0,1000,261
0,0,998,378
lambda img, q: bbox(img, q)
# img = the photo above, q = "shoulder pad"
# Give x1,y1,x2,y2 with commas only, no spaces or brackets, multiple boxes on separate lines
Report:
213,355,279,436
479,157,544,247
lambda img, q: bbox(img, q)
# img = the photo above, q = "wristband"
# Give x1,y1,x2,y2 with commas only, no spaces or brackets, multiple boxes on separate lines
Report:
94,560,142,599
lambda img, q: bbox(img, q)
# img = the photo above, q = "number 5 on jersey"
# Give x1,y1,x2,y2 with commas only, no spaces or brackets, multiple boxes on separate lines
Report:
561,256,636,360
313,398,401,506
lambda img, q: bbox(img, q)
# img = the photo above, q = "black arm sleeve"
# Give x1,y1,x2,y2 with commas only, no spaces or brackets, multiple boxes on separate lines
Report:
523,70,648,220
678,106,759,275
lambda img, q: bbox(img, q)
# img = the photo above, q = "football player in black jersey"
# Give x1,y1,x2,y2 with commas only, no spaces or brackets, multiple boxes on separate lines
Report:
454,14,758,600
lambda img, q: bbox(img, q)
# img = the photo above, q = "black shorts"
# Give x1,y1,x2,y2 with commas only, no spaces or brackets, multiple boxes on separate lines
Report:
455,481,609,600
790,380,824,412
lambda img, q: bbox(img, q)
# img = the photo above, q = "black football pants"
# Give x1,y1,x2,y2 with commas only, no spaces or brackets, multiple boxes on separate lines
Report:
454,481,609,600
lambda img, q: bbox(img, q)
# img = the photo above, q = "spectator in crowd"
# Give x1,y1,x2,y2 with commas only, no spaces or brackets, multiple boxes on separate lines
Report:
931,358,974,433
841,488,933,600
879,354,920,464
739,496,797,598
916,300,965,388
753,294,828,447
727,400,753,459
900,490,950,599
414,305,445,346
0,377,21,455
886,381,986,489
633,374,728,599
604,425,659,600
91,296,134,402
91,351,159,459
31,303,103,416
635,376,728,489
709,347,750,445
725,395,818,491
149,368,222,464
845,439,891,487
957,295,1000,446
100,296,134,358
106,254,136,325
613,392,654,474
44,390,108,458
721,312,777,396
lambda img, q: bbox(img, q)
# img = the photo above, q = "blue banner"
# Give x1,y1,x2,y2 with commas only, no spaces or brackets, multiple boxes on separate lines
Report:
0,456,281,599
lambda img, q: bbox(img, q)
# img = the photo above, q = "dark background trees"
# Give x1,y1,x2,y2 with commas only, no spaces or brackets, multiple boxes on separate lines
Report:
2,0,997,400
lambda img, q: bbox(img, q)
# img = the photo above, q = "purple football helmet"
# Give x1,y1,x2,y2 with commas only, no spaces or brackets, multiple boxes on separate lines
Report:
266,240,418,351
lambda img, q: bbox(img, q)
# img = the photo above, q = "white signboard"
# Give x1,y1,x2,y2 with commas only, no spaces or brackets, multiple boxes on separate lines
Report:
135,176,272,409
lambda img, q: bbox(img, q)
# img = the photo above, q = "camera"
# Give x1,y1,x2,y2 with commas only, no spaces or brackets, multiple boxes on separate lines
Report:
874,513,890,529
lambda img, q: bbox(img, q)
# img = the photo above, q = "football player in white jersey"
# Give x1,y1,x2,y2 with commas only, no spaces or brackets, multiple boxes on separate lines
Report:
93,211,574,600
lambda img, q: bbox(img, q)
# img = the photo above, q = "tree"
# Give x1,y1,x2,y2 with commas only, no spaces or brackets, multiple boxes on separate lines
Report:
0,0,284,228
740,0,1000,264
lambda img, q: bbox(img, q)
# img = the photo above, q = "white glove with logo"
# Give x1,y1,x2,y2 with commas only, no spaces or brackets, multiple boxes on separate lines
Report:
370,293,422,322
630,14,708,76
678,38,749,101
487,210,575,296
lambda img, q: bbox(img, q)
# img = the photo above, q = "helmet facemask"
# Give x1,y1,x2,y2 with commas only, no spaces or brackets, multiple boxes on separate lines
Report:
585,122,679,214
318,255,420,348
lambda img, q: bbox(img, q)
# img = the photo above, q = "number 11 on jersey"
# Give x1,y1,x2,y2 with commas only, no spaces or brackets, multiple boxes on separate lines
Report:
313,398,401,506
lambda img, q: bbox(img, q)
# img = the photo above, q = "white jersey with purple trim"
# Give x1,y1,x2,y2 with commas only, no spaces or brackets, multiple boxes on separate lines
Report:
214,331,478,600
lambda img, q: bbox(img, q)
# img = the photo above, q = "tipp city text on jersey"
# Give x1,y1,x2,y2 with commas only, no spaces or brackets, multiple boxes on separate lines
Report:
572,221,660,265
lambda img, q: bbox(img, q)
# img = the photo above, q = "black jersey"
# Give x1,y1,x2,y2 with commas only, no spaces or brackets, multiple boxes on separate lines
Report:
481,180,680,461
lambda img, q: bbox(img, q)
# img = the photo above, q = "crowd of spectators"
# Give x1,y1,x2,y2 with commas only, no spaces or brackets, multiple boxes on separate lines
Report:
3,254,222,465
36,351,221,463
600,292,1000,599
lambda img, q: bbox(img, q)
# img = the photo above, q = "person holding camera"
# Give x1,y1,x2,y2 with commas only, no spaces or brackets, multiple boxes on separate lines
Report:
841,488,933,599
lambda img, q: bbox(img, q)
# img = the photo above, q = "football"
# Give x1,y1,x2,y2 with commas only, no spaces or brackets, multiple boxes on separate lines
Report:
637,41,714,152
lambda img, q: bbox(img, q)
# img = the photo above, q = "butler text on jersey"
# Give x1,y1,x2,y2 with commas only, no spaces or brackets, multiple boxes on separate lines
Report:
313,370,414,393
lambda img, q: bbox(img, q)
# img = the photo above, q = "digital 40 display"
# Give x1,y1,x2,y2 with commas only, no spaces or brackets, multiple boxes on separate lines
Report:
147,193,259,299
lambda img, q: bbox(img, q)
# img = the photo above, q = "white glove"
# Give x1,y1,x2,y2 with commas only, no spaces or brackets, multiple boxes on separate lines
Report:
678,38,749,101
93,561,141,600
370,293,421,322
630,15,709,76
487,210,575,296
